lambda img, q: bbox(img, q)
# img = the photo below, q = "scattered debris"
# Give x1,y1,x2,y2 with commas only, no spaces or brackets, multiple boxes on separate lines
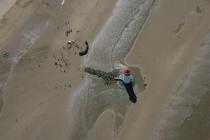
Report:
53,40,89,73
66,41,72,46
64,40,80,50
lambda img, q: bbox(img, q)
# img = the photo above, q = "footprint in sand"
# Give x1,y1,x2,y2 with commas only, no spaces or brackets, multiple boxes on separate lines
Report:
174,6,202,36
196,6,202,14
65,20,72,37
21,0,33,8
175,22,185,34
65,29,72,37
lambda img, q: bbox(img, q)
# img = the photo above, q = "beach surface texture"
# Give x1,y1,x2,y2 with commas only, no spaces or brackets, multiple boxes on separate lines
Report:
0,0,210,140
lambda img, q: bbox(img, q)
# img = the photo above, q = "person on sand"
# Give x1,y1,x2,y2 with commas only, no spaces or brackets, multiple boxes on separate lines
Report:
115,66,137,103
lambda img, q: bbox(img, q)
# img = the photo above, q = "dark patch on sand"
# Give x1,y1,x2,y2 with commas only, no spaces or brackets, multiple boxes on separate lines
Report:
196,6,202,14
0,51,9,59
18,0,34,8
79,41,89,56
175,23,185,34
65,29,72,37
0,17,7,27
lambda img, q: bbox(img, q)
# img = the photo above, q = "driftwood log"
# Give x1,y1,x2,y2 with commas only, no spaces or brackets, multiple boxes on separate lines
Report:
79,41,89,56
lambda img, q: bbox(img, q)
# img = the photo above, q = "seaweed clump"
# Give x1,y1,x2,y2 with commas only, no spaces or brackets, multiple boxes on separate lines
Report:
84,67,119,85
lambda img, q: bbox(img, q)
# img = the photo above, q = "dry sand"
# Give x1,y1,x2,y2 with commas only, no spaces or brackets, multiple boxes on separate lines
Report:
119,0,210,139
0,0,116,140
0,0,17,19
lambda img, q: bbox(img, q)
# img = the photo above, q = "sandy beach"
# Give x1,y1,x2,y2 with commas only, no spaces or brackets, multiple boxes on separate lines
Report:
0,0,116,139
0,0,17,20
0,0,210,140
120,0,210,139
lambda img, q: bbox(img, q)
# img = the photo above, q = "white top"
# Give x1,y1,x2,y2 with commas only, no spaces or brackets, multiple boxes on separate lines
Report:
119,74,134,84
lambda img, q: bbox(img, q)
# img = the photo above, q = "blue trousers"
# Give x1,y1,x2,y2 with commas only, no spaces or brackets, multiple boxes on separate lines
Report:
123,82,137,103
